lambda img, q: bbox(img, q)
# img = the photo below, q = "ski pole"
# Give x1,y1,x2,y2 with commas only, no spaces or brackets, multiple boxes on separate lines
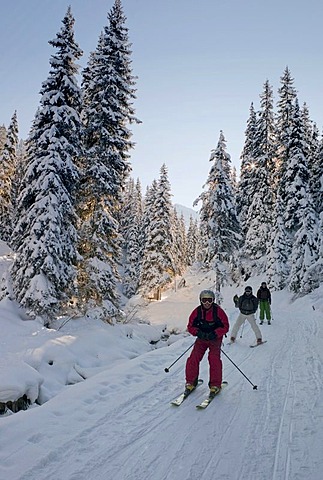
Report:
221,348,258,390
164,343,195,373
240,321,245,338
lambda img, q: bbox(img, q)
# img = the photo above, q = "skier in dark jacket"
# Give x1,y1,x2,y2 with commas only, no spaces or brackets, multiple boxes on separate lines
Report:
185,289,229,397
257,282,271,324
230,286,262,345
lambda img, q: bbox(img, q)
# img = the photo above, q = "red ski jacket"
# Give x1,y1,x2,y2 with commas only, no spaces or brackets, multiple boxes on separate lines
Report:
187,304,229,338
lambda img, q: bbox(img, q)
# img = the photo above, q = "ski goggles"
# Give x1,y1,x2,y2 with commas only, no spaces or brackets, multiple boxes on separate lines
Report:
201,298,214,304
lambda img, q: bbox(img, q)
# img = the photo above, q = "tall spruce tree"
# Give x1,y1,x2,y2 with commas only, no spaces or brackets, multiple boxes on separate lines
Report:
275,66,297,187
283,100,319,292
244,80,275,259
12,138,27,215
281,99,310,234
266,198,291,289
121,178,143,297
0,111,19,243
139,182,159,295
78,0,138,313
171,208,187,277
186,216,200,265
311,131,323,214
9,8,82,318
269,98,314,291
139,165,175,296
236,103,258,237
0,125,6,155
288,203,320,293
196,131,241,268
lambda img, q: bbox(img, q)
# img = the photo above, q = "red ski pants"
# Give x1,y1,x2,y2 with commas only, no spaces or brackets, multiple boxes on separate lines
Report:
185,338,223,387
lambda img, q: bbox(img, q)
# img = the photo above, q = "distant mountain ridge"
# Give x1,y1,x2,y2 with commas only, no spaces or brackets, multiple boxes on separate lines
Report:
174,204,199,227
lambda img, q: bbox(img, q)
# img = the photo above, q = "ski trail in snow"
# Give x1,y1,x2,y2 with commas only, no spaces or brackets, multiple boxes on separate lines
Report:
3,290,323,480
272,350,294,480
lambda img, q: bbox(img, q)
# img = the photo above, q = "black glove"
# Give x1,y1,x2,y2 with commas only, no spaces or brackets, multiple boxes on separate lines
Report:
197,330,217,340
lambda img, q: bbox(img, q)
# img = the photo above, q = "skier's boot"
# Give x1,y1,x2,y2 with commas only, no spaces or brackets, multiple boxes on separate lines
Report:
209,385,221,398
184,378,198,396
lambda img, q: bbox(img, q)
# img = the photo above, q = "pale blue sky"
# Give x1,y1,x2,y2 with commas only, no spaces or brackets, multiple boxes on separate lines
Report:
1,0,323,206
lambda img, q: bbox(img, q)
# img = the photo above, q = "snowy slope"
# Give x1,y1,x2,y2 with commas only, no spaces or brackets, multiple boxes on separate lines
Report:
0,265,323,479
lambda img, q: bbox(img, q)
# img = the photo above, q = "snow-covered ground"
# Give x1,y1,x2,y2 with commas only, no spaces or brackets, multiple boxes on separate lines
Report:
0,243,323,480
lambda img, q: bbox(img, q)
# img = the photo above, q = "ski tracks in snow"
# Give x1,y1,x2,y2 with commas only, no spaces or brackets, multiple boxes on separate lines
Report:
237,306,323,480
6,300,323,480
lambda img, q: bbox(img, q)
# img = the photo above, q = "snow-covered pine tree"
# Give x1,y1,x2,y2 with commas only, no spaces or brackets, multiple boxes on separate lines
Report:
266,198,291,290
186,216,200,265
121,178,143,297
269,98,315,292
77,0,138,313
195,131,241,268
288,203,320,294
311,129,323,215
139,165,175,296
301,103,320,205
281,99,310,235
0,125,6,155
171,208,187,277
0,111,19,243
275,66,297,190
9,8,82,319
244,80,275,259
236,103,258,237
301,103,315,160
308,212,323,285
138,182,159,295
283,100,320,293
11,138,27,215
134,178,145,264
230,166,238,194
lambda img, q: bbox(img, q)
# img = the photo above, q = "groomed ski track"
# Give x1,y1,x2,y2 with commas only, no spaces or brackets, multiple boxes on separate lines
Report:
0,291,322,480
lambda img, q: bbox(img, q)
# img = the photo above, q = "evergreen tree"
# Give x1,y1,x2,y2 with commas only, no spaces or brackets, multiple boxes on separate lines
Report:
0,111,19,242
311,131,323,214
138,181,159,295
266,198,291,289
77,0,138,312
0,125,6,155
121,178,143,297
230,166,238,194
281,99,310,234
195,131,241,267
139,165,175,296
308,212,323,286
288,204,320,293
275,66,297,184
244,81,275,259
301,103,315,161
9,8,82,318
257,80,277,181
269,98,314,291
12,138,27,214
171,208,187,276
186,216,200,265
236,103,258,236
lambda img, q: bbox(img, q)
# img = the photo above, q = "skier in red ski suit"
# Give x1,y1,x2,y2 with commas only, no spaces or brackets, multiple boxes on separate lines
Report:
185,290,229,395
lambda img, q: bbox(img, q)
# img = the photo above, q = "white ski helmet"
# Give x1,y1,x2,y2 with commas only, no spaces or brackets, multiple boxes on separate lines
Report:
199,289,215,302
